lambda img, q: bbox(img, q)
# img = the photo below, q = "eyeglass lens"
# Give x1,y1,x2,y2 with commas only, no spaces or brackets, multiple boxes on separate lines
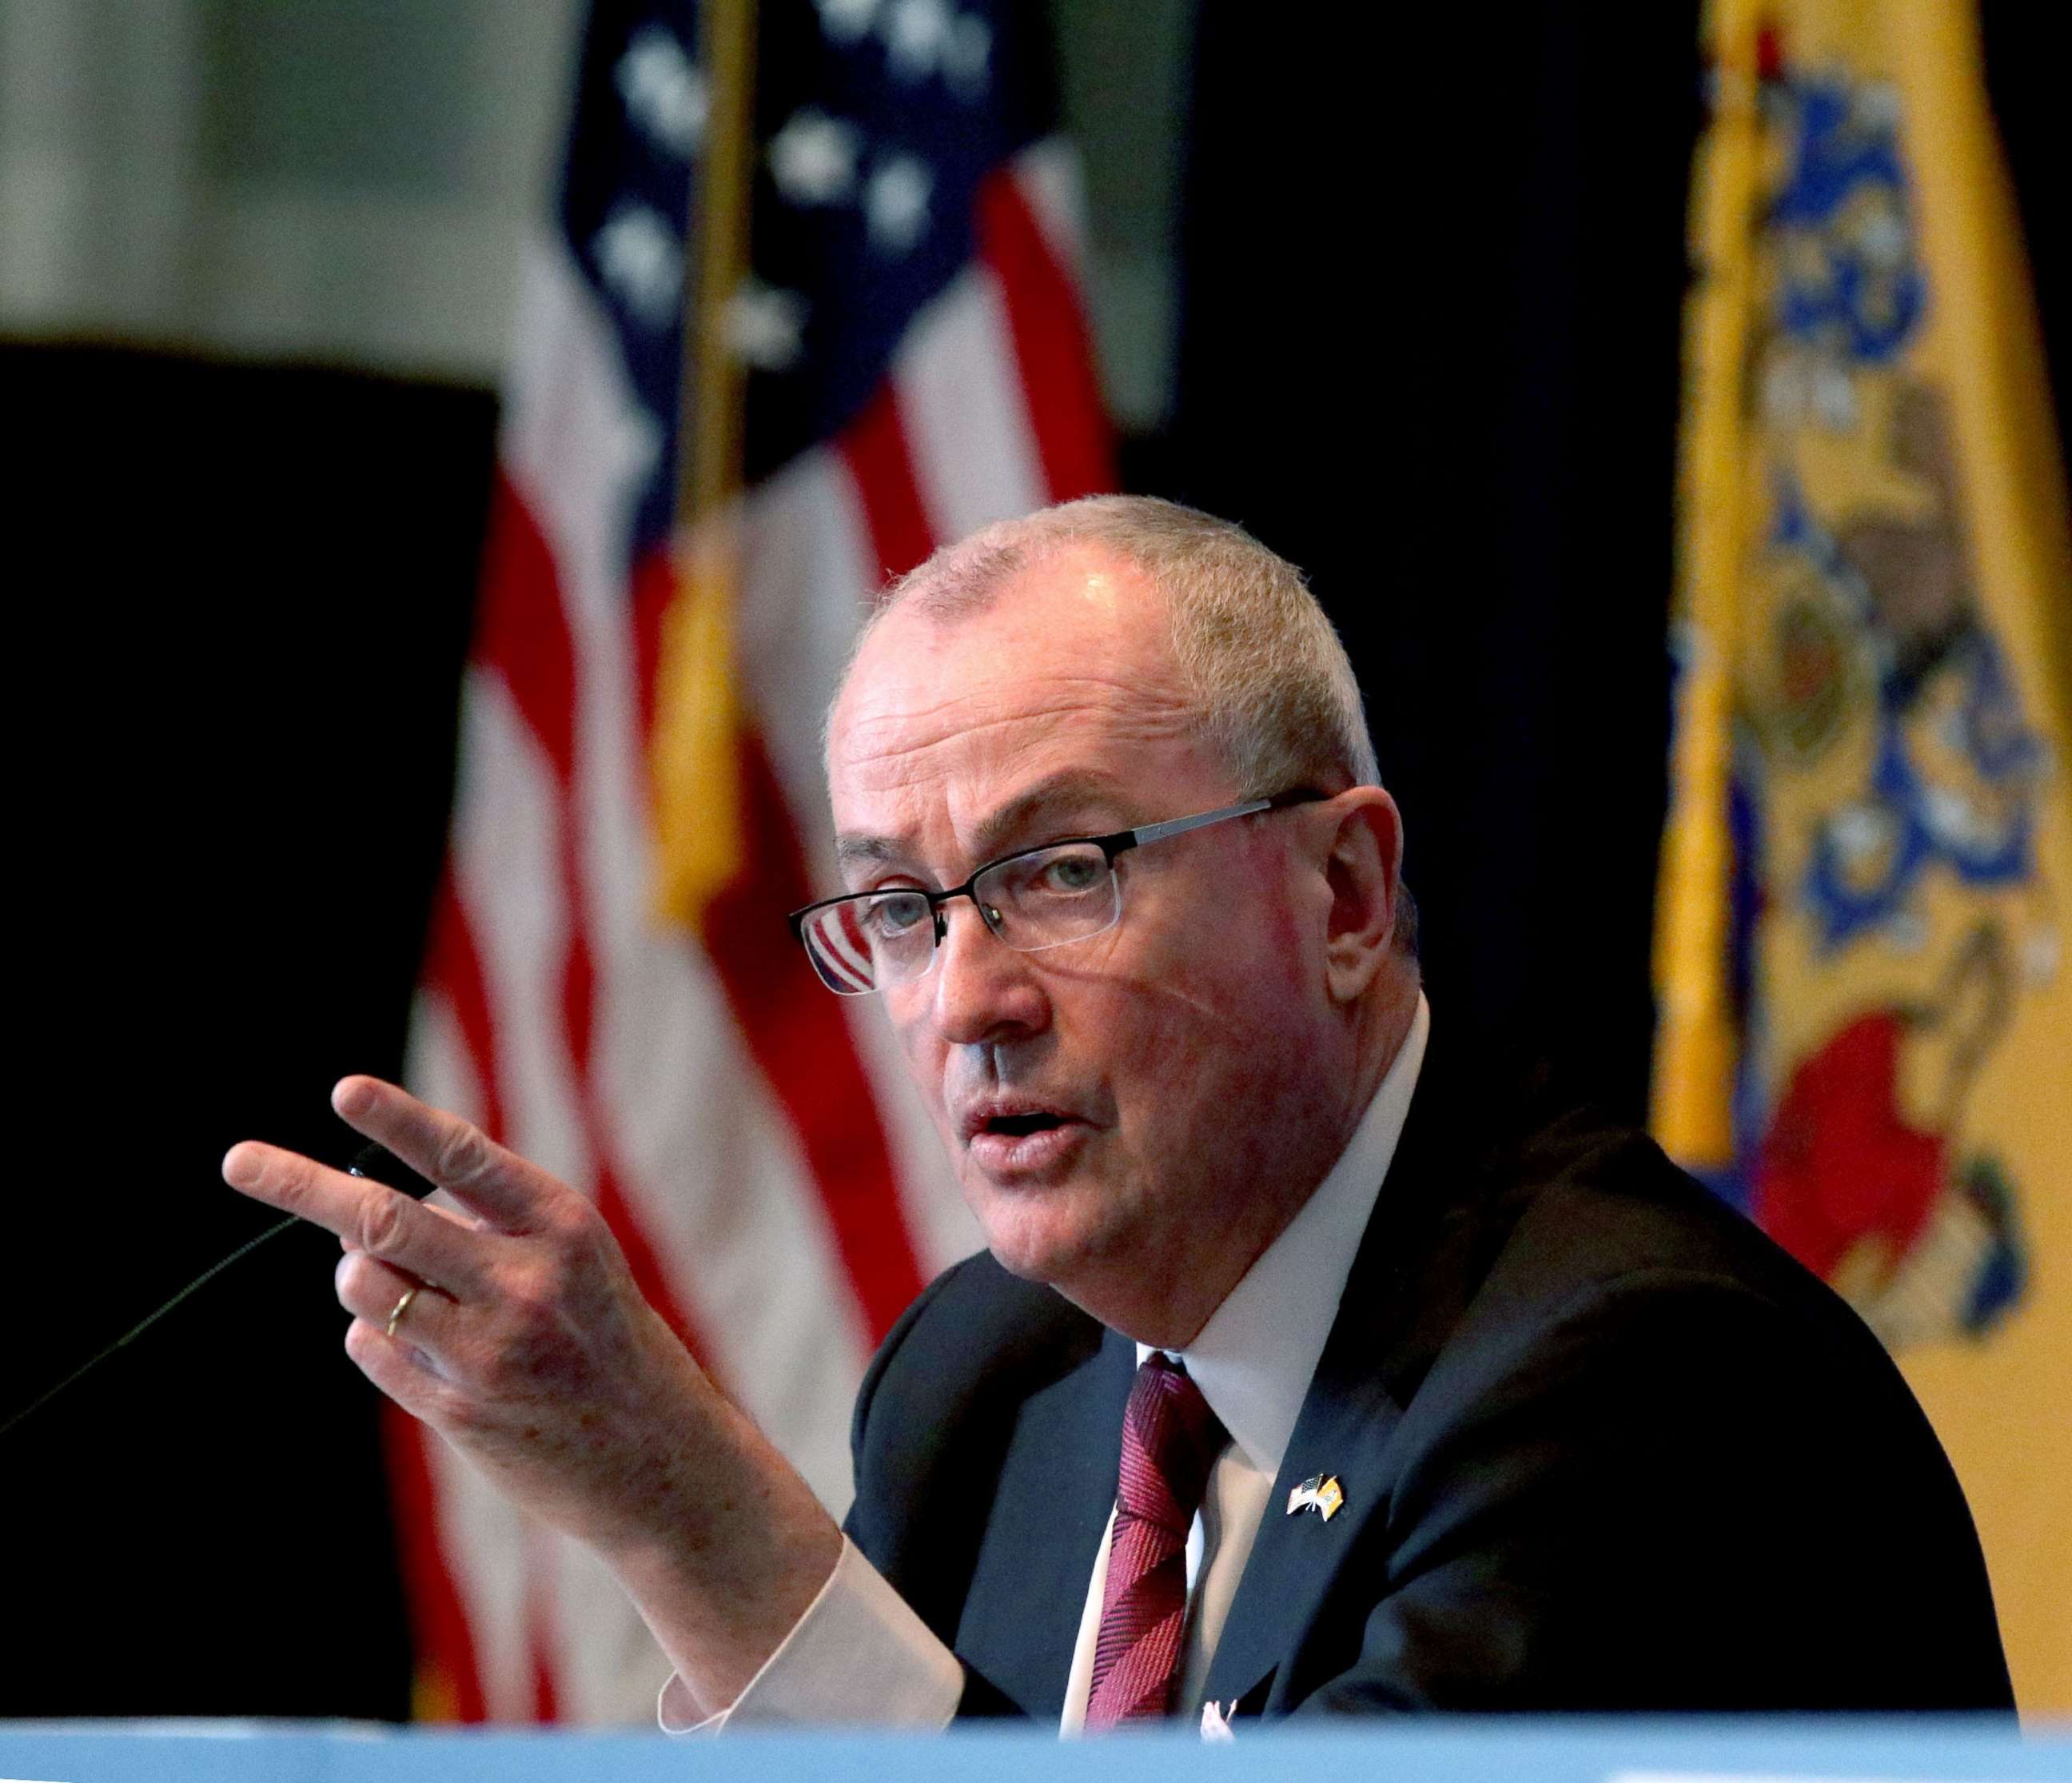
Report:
802,841,1123,993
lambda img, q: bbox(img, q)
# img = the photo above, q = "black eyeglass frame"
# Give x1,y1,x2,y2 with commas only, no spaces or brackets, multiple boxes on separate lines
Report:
787,786,1328,991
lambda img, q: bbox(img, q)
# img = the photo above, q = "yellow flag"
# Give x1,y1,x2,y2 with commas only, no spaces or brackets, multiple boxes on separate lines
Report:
1657,0,2072,1710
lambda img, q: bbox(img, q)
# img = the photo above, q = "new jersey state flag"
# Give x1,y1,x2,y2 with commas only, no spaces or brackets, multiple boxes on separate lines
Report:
1654,0,2072,1711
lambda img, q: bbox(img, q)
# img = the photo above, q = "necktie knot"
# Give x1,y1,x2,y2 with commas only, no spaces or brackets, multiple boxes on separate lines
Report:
1116,1353,1224,1533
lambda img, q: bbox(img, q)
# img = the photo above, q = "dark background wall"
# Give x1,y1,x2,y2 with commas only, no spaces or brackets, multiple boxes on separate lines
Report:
1166,5,1703,1121
7,356,492,1717
4,2,2063,1719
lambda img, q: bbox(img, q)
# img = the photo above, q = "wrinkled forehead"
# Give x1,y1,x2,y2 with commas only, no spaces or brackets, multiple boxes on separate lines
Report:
820,551,1226,871
833,552,1177,758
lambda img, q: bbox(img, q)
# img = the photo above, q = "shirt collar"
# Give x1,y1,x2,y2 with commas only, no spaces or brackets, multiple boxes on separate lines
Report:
1139,992,1430,1474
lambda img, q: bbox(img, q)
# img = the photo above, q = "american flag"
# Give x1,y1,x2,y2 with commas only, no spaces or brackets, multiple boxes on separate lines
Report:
393,0,1110,1721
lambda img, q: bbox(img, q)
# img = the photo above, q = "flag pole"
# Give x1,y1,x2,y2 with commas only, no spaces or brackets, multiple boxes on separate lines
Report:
652,0,760,927
1650,0,1759,1174
679,0,759,529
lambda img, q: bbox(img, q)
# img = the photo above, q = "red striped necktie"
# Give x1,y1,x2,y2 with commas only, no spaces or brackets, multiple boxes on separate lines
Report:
1085,1352,1227,1729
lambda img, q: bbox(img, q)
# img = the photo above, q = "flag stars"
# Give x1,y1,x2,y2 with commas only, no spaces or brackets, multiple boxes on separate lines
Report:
816,0,880,44
615,25,707,158
769,107,862,205
723,278,808,370
942,14,992,98
883,0,953,81
865,154,932,254
816,0,988,99
592,204,683,327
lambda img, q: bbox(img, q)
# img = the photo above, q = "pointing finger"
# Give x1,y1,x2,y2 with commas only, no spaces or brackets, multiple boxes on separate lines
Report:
340,1197,476,1254
331,1076,567,1235
222,1140,490,1294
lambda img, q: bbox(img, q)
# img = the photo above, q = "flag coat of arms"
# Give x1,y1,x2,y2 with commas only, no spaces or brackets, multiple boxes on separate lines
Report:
393,0,1110,1721
1656,0,2072,1709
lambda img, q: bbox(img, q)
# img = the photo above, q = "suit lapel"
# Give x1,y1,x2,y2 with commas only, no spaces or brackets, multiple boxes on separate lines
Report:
954,1326,1136,1720
1200,1027,1492,1716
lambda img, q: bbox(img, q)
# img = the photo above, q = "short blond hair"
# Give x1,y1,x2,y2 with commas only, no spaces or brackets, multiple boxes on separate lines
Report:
859,495,1381,796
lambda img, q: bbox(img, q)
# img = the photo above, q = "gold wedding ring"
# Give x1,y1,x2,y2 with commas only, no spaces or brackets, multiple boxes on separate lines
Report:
385,1286,420,1338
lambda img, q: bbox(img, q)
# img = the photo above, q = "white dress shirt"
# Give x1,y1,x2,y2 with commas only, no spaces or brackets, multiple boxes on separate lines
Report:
663,995,1431,1733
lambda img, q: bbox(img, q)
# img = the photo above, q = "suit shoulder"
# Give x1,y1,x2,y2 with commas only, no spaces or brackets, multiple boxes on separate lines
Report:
1409,1107,1946,1457
1489,1112,1879,1337
854,1249,1102,1452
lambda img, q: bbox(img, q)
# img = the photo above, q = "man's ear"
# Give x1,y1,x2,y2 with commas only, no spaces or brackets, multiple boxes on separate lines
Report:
1320,789,1403,1006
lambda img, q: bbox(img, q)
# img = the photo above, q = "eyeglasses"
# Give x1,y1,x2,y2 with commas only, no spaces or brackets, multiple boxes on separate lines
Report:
789,788,1324,996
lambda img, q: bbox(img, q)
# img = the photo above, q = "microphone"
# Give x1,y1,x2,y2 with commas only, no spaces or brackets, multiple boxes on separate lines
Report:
0,1141,439,1440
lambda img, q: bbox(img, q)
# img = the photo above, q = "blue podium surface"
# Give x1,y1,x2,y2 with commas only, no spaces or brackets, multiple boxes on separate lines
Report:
0,1718,2066,1783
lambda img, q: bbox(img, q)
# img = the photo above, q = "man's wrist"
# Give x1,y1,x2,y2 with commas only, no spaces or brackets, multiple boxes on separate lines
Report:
660,1536,963,1733
610,1499,845,1711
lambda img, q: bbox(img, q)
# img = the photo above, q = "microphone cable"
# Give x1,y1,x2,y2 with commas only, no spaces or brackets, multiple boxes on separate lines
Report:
0,1141,436,1441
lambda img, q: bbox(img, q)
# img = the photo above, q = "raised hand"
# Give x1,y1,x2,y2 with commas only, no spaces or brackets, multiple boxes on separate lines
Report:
222,1075,841,1710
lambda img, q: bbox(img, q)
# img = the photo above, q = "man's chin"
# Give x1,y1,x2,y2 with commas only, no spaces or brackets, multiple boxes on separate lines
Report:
966,1179,1118,1291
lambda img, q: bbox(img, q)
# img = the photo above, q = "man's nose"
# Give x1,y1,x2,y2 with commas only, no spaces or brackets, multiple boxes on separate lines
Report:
926,897,1049,1046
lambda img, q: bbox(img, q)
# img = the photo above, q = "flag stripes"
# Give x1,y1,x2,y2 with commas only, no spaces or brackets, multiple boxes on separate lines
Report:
697,726,926,1338
396,95,1107,1716
839,384,937,582
976,169,1115,503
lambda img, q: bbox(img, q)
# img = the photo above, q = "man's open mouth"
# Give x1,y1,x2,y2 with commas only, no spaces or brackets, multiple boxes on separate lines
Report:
984,1111,1068,1138
962,1103,1090,1173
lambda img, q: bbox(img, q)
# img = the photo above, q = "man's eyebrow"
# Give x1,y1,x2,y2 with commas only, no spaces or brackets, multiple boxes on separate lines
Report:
969,771,1132,860
834,770,1131,880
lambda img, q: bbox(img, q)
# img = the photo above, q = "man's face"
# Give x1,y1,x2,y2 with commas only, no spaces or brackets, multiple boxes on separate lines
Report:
827,548,1348,1324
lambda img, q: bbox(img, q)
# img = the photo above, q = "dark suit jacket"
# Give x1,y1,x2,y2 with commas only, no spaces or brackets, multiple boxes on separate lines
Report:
843,1035,2016,1720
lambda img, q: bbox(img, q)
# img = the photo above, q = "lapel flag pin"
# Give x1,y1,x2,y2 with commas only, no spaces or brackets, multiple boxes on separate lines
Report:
1286,1473,1345,1521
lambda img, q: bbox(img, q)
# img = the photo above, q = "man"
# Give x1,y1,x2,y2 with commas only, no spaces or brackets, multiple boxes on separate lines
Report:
225,497,2014,1727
